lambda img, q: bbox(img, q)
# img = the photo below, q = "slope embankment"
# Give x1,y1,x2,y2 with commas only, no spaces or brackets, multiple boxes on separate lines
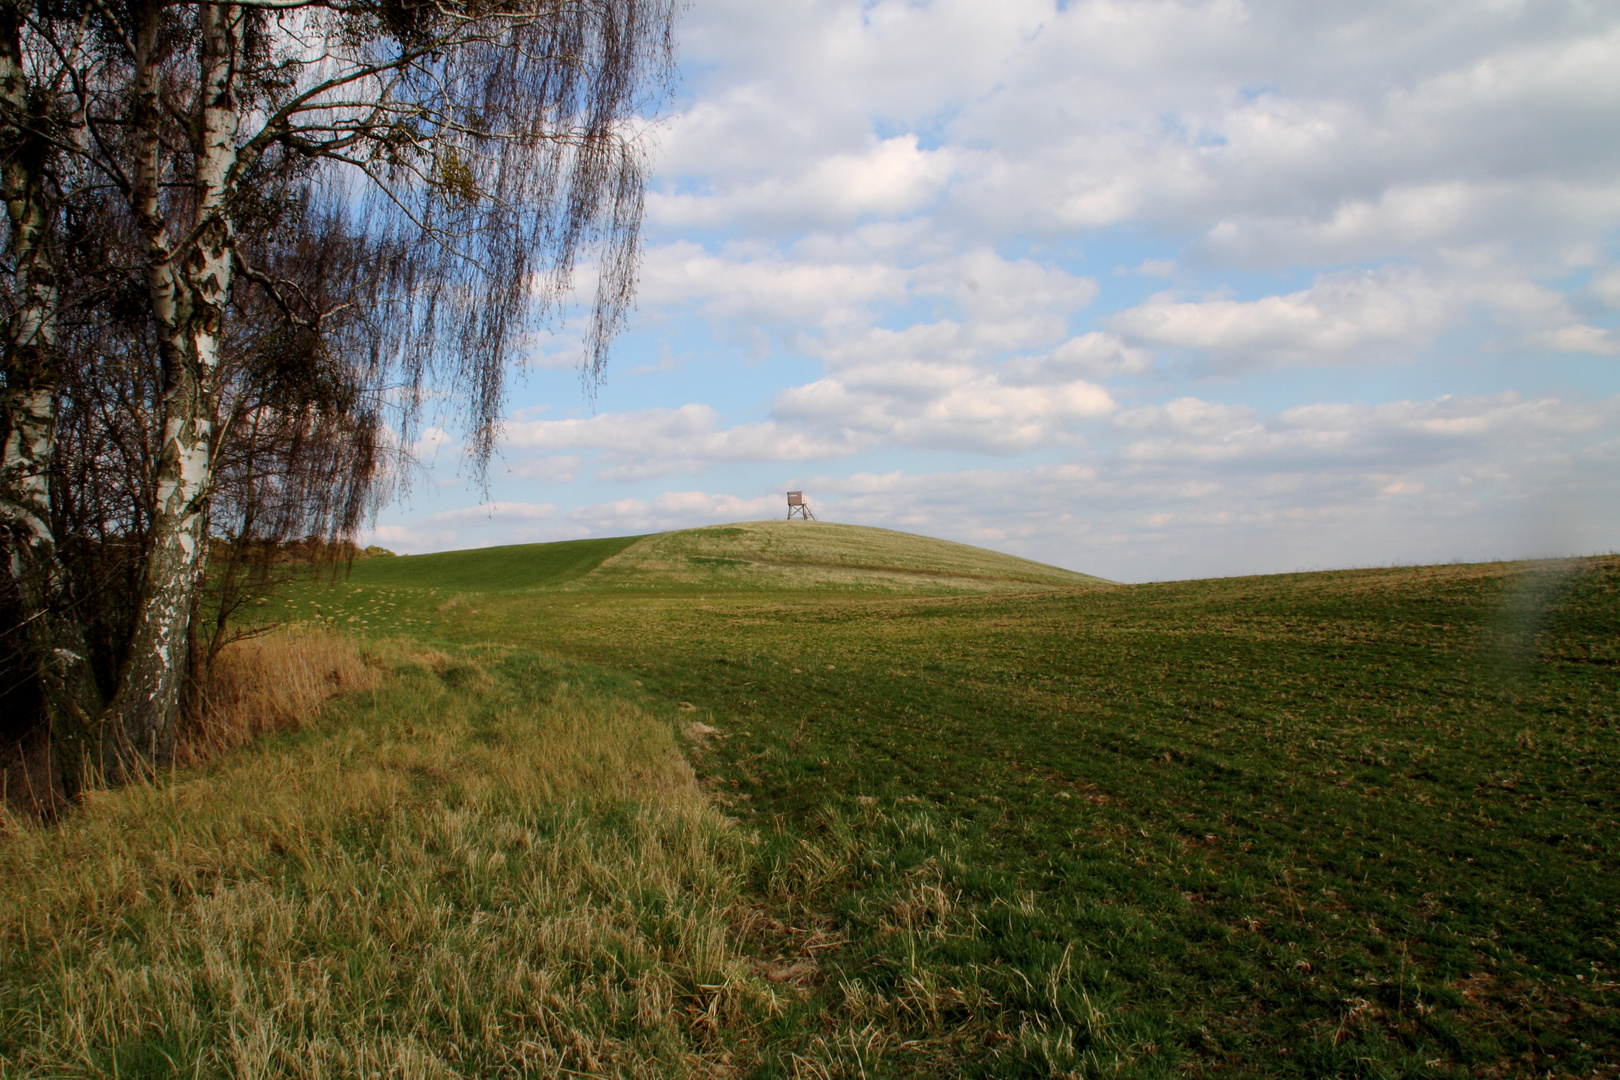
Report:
0,644,768,1076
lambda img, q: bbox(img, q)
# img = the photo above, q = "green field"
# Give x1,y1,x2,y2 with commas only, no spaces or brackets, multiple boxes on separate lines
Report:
5,522,1617,1077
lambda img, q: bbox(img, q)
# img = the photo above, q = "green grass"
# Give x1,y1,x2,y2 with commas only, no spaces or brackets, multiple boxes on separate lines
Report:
571,521,1110,593
351,533,647,592
7,522,1618,1077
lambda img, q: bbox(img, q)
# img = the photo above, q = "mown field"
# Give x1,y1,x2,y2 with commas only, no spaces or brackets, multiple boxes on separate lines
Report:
4,522,1617,1078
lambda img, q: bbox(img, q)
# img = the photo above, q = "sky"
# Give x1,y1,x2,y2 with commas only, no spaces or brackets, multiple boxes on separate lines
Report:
365,0,1620,583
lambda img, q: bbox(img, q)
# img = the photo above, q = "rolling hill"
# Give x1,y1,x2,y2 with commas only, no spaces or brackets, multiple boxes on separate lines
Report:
349,520,1111,595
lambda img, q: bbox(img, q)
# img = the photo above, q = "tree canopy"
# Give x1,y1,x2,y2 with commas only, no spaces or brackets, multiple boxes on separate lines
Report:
0,0,677,801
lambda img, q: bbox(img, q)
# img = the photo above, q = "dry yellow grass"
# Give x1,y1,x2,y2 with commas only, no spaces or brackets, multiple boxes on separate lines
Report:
178,630,378,763
0,643,782,1078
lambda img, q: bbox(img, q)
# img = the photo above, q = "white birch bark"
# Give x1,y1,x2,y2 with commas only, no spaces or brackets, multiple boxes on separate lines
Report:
104,0,244,776
0,8,58,579
0,5,102,791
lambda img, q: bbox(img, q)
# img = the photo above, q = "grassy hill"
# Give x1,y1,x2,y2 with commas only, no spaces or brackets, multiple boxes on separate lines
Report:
3,532,1616,1078
577,520,1109,592
350,520,1109,596
338,533,647,593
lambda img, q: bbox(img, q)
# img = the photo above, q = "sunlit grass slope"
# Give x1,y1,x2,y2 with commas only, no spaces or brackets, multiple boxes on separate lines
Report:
577,520,1109,593
348,533,647,593
347,521,1107,600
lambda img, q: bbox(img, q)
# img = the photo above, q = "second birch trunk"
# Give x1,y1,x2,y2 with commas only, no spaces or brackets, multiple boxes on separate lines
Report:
103,0,245,777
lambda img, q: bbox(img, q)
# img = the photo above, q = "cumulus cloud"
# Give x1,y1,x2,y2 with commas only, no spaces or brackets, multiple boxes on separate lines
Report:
908,250,1099,338
775,361,1113,453
656,0,1620,266
640,244,1095,346
941,3,1620,255
638,243,909,331
504,404,862,480
497,456,584,483
367,522,463,553
1109,263,1615,369
1110,273,1445,369
1112,393,1607,467
498,348,1115,473
1590,266,1620,309
650,135,955,228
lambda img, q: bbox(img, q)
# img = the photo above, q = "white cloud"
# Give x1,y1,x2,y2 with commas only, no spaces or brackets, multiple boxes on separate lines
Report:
1007,332,1153,382
939,5,1620,255
650,135,955,228
639,242,909,331
1110,262,1614,369
776,362,1114,453
1127,259,1177,278
1113,393,1605,466
909,250,1099,335
657,0,1044,182
382,390,1619,576
1197,180,1620,267
1590,267,1620,309
366,523,463,554
640,244,1095,344
504,404,861,480
646,0,1620,268
1532,324,1620,356
1111,271,1445,368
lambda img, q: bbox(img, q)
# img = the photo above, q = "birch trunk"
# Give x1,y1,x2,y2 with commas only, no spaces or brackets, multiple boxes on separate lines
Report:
103,0,244,777
0,5,103,794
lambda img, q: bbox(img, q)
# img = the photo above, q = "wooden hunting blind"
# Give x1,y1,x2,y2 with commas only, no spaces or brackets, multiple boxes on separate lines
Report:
786,491,816,521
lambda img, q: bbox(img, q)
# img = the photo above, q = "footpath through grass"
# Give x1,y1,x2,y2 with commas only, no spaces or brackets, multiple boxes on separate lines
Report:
5,524,1617,1078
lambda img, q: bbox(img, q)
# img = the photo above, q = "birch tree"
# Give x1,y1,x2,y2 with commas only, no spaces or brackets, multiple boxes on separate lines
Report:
0,1,106,789
0,0,675,787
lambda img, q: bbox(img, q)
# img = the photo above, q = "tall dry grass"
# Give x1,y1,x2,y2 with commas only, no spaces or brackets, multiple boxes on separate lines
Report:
178,630,378,763
2,630,372,817
0,644,782,1078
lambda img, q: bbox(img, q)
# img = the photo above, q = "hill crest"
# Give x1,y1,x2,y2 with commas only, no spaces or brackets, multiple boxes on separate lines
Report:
355,520,1109,595
580,520,1109,593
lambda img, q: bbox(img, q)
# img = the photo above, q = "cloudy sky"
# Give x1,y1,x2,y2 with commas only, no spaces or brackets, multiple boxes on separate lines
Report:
369,0,1620,583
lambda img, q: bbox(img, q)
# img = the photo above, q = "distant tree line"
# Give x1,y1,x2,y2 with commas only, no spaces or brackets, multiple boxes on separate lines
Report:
0,0,674,804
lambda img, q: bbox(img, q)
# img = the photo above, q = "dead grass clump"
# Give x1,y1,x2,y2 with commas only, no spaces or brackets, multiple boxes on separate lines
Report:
179,630,376,762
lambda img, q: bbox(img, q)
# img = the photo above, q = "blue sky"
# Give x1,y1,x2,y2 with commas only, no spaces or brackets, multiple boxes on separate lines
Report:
367,0,1620,583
